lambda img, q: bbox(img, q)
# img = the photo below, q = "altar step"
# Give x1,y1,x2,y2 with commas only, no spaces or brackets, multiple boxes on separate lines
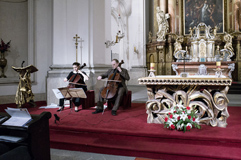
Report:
49,128,241,160
229,81,241,94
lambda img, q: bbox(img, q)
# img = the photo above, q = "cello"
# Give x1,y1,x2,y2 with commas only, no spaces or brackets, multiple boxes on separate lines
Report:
68,63,86,88
100,60,124,100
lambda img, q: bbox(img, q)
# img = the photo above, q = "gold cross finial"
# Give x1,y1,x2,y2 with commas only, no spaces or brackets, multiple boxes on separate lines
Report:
73,34,80,61
73,34,80,44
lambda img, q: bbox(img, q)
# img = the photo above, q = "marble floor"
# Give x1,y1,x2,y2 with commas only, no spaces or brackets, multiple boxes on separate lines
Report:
50,85,241,160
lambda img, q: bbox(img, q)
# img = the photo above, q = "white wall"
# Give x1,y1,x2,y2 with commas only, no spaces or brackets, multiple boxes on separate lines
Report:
128,0,146,67
0,1,28,78
0,0,53,102
109,0,146,69
33,0,53,93
91,0,106,66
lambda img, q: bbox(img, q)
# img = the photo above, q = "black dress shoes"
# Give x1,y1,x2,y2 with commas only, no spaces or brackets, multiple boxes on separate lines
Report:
57,106,64,112
111,110,117,116
92,109,103,114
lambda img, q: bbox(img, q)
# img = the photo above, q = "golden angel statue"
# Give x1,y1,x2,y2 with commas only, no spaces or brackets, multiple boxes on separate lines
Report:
12,62,38,107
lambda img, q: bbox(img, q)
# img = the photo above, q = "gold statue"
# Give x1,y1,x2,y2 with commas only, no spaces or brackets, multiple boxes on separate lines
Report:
12,62,38,107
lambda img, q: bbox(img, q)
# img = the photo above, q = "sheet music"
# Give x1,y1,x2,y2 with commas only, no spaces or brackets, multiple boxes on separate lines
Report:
2,107,32,127
69,88,87,98
57,87,87,99
0,135,24,143
2,117,31,127
52,89,65,99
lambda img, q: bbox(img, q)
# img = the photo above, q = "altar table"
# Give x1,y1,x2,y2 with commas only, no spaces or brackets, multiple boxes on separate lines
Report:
138,75,232,127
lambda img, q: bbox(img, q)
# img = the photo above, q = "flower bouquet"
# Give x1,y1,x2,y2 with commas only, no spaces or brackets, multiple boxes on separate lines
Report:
0,39,11,54
164,104,201,132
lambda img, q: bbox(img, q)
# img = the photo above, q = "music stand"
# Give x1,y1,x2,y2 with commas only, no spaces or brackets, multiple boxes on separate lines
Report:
12,65,38,74
12,65,38,107
58,87,87,111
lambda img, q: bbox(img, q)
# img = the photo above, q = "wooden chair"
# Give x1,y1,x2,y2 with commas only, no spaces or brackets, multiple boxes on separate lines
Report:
68,90,95,109
107,90,132,110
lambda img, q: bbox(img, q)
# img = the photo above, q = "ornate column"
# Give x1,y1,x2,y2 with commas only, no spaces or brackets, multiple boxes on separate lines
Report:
234,0,240,31
153,0,159,37
236,35,241,81
239,1,241,31
168,0,175,33
157,42,166,75
159,0,167,13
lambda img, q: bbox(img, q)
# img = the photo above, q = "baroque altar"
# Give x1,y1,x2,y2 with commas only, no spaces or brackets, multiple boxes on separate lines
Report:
172,23,235,78
138,75,232,128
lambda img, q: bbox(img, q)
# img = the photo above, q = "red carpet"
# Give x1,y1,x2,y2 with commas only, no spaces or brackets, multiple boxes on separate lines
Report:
1,102,241,159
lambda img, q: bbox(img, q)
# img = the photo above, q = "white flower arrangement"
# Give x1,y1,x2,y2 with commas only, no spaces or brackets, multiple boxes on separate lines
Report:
164,103,201,132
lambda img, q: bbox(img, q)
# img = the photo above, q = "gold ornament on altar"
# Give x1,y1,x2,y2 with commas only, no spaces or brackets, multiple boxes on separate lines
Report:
12,62,38,107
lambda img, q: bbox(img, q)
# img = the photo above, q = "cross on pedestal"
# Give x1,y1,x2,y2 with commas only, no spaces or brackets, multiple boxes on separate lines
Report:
178,51,191,77
73,34,80,62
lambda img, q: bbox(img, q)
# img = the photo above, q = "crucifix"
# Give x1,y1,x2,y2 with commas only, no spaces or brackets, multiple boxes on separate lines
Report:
73,34,80,62
178,50,191,77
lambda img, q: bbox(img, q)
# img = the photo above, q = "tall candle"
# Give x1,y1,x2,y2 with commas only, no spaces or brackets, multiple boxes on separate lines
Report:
216,61,221,68
150,63,155,70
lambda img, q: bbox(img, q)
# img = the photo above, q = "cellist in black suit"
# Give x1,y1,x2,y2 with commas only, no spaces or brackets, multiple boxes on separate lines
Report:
92,59,130,116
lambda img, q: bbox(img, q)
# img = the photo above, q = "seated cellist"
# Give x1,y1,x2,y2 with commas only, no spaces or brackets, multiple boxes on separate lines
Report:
57,62,89,112
92,59,130,116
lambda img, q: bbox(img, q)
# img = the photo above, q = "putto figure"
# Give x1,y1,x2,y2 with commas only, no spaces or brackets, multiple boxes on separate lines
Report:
223,32,234,52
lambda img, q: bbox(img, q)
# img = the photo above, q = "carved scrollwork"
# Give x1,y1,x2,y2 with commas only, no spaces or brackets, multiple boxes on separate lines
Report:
147,87,155,100
146,99,168,124
144,84,230,128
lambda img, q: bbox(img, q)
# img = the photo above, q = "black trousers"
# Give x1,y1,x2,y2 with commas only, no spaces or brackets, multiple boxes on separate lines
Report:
59,98,81,107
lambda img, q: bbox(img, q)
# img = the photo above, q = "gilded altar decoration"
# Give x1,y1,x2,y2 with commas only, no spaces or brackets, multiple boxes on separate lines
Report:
12,65,38,107
0,39,11,78
156,7,170,41
219,32,235,62
174,36,184,56
172,23,235,78
164,103,201,132
139,76,232,128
